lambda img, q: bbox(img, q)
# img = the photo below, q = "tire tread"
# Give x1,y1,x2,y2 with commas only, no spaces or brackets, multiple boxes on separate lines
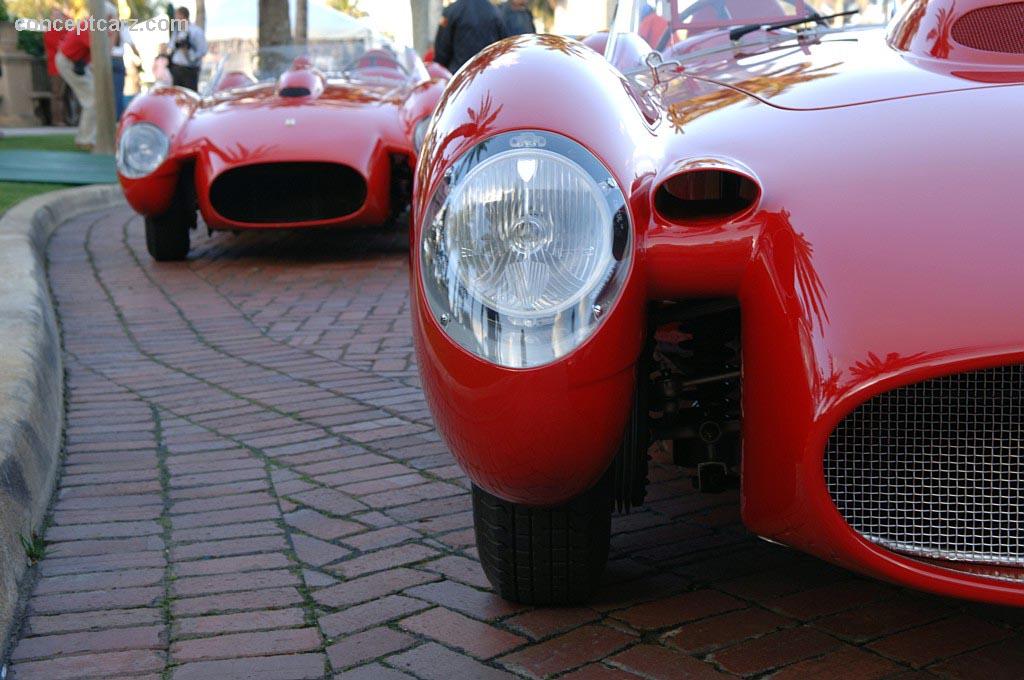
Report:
472,477,611,605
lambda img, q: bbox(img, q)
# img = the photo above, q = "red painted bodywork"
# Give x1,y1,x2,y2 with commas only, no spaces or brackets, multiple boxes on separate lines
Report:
412,1,1024,604
118,61,448,230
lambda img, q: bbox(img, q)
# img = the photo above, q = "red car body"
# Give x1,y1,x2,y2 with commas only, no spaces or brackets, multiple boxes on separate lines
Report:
118,49,448,233
412,0,1024,605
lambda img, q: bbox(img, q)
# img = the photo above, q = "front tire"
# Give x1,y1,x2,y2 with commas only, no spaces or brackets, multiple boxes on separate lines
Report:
144,204,193,262
473,474,612,605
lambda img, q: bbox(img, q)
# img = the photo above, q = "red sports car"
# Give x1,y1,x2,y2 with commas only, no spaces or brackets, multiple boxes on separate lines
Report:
116,32,449,261
412,0,1024,605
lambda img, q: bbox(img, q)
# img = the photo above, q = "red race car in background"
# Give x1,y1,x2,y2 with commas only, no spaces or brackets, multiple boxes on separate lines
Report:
116,30,449,261
412,0,1024,605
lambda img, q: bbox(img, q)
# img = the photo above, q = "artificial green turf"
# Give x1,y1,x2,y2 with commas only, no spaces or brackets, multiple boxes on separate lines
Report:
0,134,107,209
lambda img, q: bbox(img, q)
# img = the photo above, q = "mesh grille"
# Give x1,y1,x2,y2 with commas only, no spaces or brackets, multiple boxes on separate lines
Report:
951,2,1024,54
825,365,1024,567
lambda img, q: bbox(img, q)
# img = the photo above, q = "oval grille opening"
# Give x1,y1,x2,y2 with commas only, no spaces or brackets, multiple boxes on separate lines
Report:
210,162,366,224
655,169,759,223
825,364,1024,569
279,86,312,97
951,2,1024,54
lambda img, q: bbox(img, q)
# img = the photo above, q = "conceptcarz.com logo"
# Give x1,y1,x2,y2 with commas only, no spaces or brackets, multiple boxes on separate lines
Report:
14,16,187,33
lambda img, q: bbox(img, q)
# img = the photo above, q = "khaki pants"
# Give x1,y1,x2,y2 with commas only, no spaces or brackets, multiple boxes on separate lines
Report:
56,51,95,146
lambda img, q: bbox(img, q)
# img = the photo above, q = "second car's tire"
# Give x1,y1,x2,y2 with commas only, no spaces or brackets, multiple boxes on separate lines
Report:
144,208,193,262
473,474,612,605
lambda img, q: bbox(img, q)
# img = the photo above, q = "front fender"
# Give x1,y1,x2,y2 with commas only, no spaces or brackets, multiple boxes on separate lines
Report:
117,87,200,217
411,36,655,505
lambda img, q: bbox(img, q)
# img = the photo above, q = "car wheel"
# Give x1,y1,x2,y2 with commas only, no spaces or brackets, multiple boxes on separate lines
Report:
473,473,612,605
144,207,192,261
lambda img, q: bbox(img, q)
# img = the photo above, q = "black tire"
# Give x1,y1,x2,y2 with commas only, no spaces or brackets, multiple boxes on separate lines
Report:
473,474,612,605
145,170,196,262
145,212,191,261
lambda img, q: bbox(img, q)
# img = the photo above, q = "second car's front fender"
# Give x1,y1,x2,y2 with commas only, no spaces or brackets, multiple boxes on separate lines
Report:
117,87,200,217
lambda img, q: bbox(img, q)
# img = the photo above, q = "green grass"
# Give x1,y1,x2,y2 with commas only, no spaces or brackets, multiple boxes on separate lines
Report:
20,532,45,564
0,134,79,212
0,133,81,153
0,181,70,213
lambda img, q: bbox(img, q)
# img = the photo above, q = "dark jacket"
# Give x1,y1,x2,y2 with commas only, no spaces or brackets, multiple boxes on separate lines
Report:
434,0,511,73
500,3,536,36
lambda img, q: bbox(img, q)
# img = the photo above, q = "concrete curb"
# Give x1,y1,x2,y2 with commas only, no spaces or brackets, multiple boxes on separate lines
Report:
0,184,126,650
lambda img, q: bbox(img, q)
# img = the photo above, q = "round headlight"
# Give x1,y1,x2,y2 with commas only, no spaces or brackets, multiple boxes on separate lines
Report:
413,117,431,152
116,122,170,179
420,131,630,369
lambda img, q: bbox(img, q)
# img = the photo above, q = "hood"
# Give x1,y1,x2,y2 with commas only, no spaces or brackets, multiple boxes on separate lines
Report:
673,6,1024,111
176,79,410,179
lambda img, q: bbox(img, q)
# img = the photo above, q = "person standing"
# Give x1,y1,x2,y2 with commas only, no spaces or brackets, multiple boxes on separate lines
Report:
42,8,69,126
167,7,206,91
434,0,510,74
500,0,536,36
111,20,140,118
56,3,118,149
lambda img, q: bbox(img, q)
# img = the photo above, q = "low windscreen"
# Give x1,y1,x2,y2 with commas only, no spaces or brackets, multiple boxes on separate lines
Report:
608,0,891,73
209,32,428,92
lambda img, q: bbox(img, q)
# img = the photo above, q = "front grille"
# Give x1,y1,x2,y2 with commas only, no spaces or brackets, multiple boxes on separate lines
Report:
951,2,1024,54
825,364,1024,568
210,162,366,224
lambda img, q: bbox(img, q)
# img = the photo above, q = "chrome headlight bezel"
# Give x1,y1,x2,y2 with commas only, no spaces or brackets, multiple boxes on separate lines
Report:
413,116,431,153
116,122,170,179
419,130,631,369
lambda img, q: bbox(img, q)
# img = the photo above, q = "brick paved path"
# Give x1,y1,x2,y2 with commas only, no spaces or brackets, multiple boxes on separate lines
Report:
6,205,1024,679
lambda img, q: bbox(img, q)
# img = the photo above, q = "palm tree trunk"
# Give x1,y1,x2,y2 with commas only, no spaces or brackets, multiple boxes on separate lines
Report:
295,0,308,44
409,0,443,54
88,0,116,153
259,0,292,48
195,0,206,30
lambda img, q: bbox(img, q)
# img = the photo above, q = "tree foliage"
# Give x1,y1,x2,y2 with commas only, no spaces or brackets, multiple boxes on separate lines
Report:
327,0,367,18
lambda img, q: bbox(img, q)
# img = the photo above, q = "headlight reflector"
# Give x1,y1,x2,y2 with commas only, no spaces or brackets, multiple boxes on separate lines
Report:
420,131,630,368
116,122,169,178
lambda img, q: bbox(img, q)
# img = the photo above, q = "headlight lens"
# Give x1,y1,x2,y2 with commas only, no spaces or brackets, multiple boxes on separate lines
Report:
116,123,170,178
413,117,431,152
420,131,630,368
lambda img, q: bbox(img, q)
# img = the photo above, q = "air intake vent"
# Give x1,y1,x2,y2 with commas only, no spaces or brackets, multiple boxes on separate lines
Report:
279,86,312,97
654,167,759,224
825,364,1024,569
951,2,1024,54
210,162,366,224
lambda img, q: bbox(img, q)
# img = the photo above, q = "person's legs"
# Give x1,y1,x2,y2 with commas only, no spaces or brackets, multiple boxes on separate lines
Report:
49,74,66,126
112,62,126,119
77,71,96,146
169,63,186,88
183,66,200,91
56,52,95,146
170,64,200,91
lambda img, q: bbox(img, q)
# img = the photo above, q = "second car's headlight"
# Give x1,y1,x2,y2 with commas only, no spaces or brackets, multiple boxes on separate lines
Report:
420,131,630,368
116,122,169,178
413,117,431,152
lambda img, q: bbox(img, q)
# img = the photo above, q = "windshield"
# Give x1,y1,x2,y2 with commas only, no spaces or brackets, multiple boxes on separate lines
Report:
206,31,428,94
607,0,895,73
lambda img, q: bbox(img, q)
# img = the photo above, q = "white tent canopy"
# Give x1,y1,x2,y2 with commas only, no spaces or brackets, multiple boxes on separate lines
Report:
170,0,414,46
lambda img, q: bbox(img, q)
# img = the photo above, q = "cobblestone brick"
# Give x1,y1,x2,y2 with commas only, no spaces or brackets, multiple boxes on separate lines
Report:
9,209,1023,680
